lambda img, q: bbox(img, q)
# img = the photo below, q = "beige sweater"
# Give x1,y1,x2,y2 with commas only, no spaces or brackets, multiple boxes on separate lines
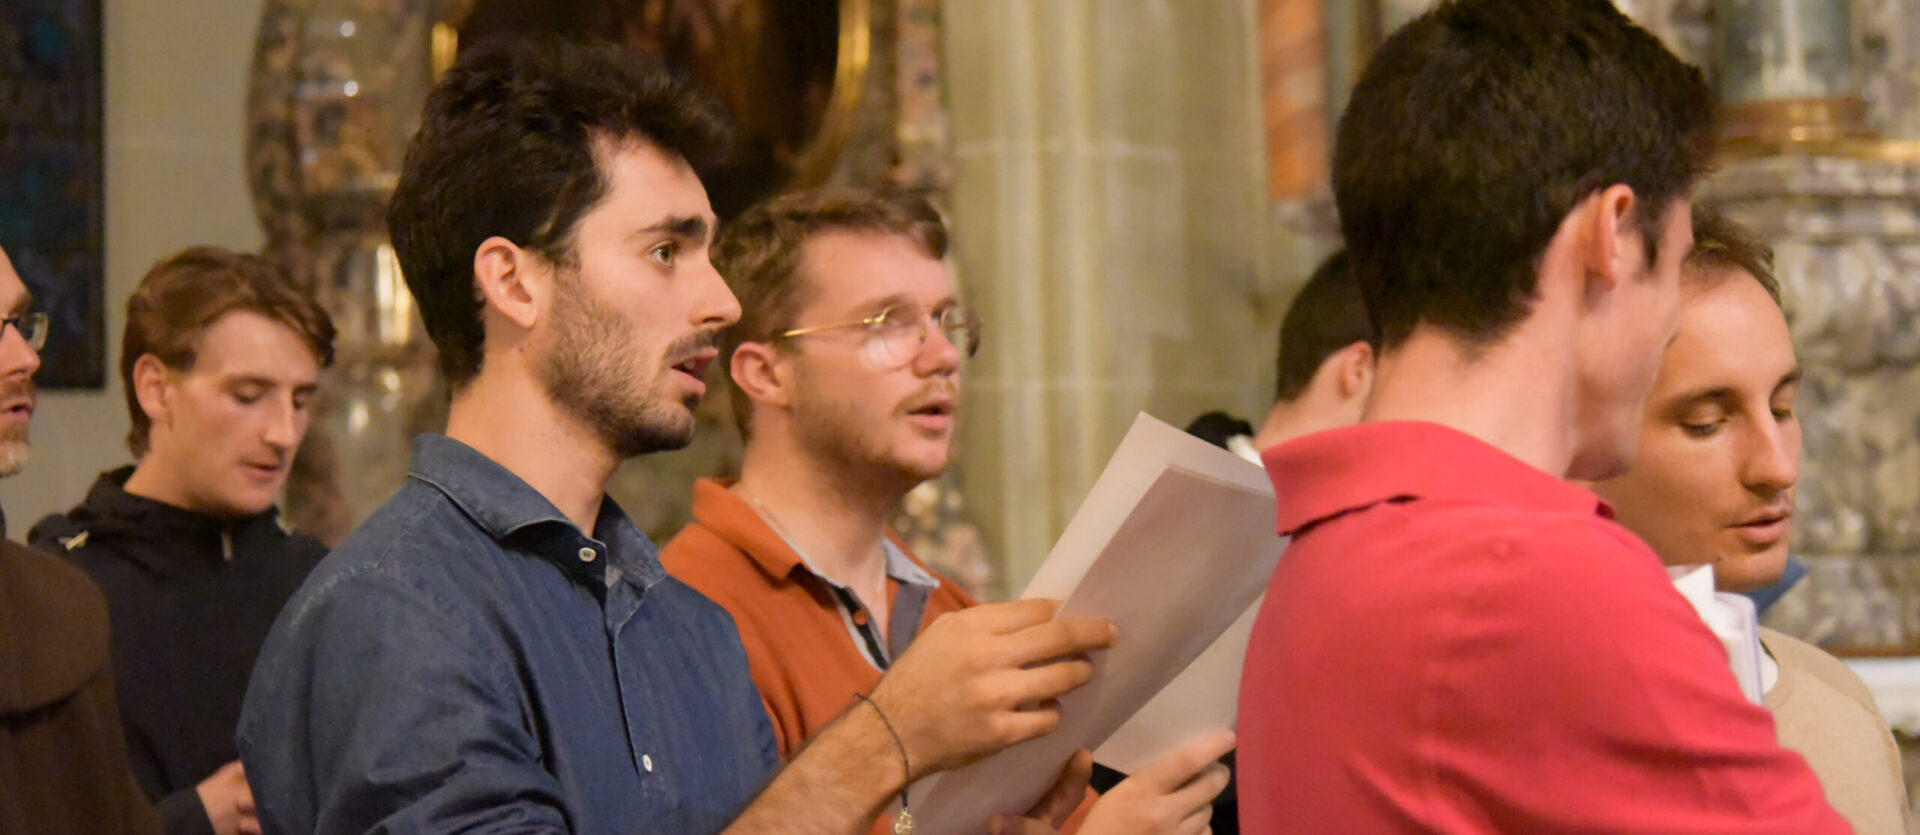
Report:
1762,627,1914,835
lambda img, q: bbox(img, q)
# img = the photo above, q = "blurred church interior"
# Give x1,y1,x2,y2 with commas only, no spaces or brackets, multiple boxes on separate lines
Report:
6,0,1920,801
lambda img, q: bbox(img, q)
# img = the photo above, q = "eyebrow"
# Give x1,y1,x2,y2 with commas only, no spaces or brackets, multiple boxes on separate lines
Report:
9,291,33,316
1775,366,1803,393
857,294,917,316
631,215,711,246
1662,366,1804,414
224,374,320,391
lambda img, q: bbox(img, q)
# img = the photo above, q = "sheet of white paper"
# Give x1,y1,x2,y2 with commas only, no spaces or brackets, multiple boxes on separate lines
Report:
1022,414,1275,603
908,414,1284,835
1093,591,1265,775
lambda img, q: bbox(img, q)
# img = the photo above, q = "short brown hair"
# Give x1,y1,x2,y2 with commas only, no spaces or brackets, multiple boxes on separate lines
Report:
1274,250,1376,402
1686,206,1782,304
713,186,948,439
122,246,337,456
1335,0,1713,351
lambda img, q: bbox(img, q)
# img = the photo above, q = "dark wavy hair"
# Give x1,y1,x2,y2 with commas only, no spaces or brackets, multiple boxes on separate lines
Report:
387,36,736,389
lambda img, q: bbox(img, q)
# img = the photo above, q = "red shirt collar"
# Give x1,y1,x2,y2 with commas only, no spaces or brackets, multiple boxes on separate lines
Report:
1262,421,1614,536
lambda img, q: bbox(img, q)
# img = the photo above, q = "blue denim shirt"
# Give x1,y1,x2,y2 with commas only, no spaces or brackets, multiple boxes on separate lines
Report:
238,435,778,834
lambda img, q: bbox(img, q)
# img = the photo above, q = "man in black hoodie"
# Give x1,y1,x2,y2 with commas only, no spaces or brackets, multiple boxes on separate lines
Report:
32,246,335,835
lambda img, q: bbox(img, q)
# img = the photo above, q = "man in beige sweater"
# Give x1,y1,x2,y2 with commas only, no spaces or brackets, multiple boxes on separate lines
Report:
1595,208,1912,834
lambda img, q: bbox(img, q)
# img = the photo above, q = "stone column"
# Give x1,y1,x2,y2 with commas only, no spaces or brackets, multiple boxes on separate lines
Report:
943,0,1275,593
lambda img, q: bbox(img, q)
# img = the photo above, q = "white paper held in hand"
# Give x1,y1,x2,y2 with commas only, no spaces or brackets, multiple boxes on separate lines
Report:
907,413,1287,835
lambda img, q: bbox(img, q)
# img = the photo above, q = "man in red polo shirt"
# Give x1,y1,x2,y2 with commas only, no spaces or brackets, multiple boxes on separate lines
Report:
1236,0,1847,832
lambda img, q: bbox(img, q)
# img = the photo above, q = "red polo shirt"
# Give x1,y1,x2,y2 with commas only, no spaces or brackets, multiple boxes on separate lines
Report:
1238,422,1845,833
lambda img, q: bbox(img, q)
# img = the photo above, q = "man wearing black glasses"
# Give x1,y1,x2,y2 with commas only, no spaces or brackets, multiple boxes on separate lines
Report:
664,186,1234,835
0,244,159,834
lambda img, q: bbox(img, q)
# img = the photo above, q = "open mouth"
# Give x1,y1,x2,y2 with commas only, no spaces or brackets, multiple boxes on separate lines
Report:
904,397,956,432
1732,509,1792,546
908,401,953,418
670,352,715,380
0,400,31,421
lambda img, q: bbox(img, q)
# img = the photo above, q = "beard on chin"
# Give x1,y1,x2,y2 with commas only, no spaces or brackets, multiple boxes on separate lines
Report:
539,274,714,459
791,372,951,491
0,428,30,478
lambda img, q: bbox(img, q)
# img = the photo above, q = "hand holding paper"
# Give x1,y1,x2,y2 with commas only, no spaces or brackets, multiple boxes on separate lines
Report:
907,414,1286,835
868,597,1117,778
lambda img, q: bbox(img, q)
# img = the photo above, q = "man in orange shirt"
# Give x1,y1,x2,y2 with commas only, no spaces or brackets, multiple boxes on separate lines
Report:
663,186,1232,834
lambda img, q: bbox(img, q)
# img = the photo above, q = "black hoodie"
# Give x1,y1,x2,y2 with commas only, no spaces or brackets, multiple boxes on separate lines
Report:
29,467,326,835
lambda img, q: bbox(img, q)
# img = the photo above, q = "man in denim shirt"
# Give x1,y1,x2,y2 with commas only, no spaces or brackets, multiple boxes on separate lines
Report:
238,38,1117,835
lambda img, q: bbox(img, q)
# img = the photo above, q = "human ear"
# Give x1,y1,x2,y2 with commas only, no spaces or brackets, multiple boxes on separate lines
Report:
1339,342,1375,399
472,236,544,331
131,354,174,426
1583,184,1640,293
729,342,792,412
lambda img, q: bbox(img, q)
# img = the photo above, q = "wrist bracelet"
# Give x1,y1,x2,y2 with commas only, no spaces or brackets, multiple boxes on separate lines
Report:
856,692,914,834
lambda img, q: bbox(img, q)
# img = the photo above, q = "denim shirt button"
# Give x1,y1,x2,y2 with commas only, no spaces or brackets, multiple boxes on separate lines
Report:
578,547,597,563
642,754,654,772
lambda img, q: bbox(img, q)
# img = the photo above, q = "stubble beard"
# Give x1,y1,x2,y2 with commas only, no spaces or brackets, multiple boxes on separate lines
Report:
791,368,952,497
0,426,29,477
0,379,33,477
540,271,701,459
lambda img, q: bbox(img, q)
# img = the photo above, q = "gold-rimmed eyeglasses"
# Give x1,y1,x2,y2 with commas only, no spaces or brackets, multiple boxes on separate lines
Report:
778,304,981,369
1,312,48,352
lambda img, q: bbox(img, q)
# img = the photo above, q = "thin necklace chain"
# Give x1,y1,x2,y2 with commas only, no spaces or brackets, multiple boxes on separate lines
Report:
734,483,889,609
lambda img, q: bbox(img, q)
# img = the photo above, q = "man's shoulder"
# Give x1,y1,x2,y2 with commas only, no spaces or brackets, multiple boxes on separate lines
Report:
1325,496,1656,582
660,516,778,601
282,481,502,622
1763,627,1881,713
0,538,111,713
24,506,85,553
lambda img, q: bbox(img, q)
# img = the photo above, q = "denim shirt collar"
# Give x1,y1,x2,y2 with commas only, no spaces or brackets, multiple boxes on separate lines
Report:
407,434,667,590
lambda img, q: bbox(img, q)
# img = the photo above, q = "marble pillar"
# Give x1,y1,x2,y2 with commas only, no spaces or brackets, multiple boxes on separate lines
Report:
1706,152,1920,653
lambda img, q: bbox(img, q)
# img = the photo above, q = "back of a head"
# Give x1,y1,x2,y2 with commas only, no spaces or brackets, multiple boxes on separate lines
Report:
1274,250,1373,403
121,246,336,457
1335,0,1713,351
712,185,948,439
386,36,735,390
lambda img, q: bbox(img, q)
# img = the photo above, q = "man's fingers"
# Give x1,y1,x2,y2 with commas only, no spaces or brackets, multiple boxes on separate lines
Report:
1175,805,1214,835
1003,617,1117,667
958,598,1062,634
992,703,1065,747
1028,748,1093,828
988,812,1053,835
1137,730,1236,792
1169,762,1232,808
1004,657,1097,705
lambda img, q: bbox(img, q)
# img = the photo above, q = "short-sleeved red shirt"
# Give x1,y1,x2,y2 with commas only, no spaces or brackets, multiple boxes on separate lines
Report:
1238,421,1846,834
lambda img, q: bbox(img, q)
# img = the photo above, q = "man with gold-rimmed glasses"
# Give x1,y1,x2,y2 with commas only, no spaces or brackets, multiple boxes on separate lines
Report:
664,186,1234,835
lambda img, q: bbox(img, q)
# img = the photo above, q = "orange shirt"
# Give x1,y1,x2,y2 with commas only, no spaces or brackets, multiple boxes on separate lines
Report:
664,479,1096,832
662,479,978,755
